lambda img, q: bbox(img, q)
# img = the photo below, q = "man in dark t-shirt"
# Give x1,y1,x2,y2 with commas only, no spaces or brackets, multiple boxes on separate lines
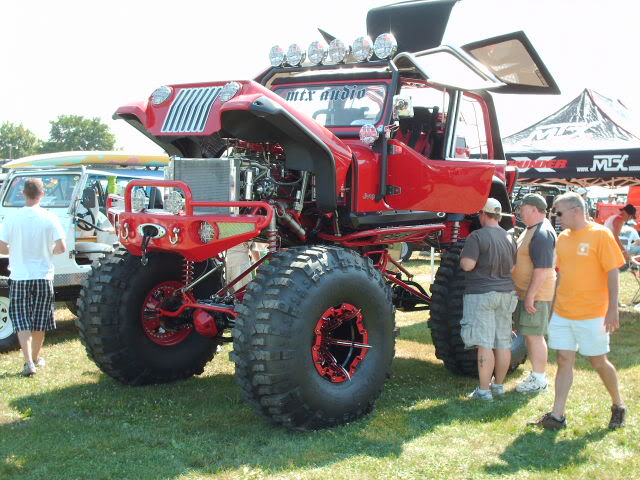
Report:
460,198,517,401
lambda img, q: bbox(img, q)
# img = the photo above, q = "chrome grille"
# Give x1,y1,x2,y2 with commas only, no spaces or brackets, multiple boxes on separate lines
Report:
161,87,221,133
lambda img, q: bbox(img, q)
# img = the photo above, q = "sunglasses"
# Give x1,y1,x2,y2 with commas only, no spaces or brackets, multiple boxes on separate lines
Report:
554,206,577,217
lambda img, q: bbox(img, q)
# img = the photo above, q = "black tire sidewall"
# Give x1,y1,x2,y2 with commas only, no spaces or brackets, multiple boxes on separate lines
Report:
0,287,17,353
233,246,395,429
117,254,216,372
286,267,394,415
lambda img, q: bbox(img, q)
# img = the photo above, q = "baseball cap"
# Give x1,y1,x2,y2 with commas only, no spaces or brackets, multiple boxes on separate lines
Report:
481,198,503,215
621,204,637,216
520,193,548,212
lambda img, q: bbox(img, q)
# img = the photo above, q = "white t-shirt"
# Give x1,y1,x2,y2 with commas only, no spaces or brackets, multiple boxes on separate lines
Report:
619,225,640,249
0,205,66,280
604,214,619,231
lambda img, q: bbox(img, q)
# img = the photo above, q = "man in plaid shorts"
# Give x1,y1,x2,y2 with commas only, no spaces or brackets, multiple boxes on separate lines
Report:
0,178,66,376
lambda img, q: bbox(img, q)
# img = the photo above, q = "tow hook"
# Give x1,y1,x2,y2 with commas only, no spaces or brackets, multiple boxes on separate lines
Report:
139,224,160,266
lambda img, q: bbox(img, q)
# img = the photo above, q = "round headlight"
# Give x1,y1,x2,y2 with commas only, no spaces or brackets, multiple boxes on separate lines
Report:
286,44,306,66
151,86,172,105
307,40,328,65
199,222,217,243
328,39,349,64
352,36,373,62
359,124,379,145
220,81,242,102
132,188,148,212
165,190,185,215
373,33,398,59
269,45,285,67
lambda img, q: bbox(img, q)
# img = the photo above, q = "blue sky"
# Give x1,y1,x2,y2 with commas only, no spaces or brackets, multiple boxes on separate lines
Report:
1,0,637,154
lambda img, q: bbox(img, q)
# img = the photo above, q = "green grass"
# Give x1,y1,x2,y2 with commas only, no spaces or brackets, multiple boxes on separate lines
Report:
1,254,639,480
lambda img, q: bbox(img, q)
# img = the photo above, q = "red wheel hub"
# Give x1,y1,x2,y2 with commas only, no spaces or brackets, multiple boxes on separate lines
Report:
312,303,370,383
141,281,192,346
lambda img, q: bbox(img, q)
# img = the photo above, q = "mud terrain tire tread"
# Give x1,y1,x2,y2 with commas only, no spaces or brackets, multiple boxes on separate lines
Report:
76,247,217,385
231,246,395,430
428,246,527,376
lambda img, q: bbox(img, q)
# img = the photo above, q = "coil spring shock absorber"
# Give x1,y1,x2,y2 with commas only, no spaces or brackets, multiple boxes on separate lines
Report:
452,221,460,244
266,208,278,253
182,260,195,285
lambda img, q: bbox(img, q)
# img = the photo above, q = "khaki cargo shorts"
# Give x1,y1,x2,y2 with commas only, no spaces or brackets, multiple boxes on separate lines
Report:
513,300,551,336
461,291,517,350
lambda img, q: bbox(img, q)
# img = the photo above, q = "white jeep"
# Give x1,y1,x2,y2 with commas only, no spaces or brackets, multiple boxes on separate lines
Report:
0,153,167,353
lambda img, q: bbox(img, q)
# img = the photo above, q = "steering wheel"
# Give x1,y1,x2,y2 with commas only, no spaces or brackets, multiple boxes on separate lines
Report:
75,209,96,232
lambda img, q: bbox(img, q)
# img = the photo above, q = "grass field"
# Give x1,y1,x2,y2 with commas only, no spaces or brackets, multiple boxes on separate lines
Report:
1,255,638,480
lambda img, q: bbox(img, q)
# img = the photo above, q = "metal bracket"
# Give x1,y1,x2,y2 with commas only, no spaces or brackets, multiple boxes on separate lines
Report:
170,227,180,245
385,185,402,195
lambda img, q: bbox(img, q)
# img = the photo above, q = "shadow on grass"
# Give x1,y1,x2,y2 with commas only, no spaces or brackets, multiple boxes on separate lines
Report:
1,357,536,479
397,318,432,345
40,317,79,346
484,428,609,475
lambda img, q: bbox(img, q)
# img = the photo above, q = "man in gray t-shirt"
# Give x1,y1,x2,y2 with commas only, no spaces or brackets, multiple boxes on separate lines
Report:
460,198,517,401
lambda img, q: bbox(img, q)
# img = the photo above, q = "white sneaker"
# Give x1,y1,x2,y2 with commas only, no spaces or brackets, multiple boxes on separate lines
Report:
516,373,548,393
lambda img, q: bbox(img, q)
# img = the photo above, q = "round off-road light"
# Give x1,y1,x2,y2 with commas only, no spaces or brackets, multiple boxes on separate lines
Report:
269,45,285,67
151,86,173,105
199,222,216,243
132,188,147,212
286,44,306,66
165,190,185,215
352,36,373,62
328,38,349,64
220,81,242,102
373,33,398,59
307,40,328,65
359,124,379,145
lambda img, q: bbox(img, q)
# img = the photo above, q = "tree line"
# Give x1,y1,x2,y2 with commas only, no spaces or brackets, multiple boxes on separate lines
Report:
0,115,116,160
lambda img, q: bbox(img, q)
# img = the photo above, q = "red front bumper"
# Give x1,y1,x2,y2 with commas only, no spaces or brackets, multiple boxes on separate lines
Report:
114,180,274,262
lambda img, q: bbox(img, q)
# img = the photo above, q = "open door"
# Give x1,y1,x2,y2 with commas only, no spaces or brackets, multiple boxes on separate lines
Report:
393,45,506,92
462,31,560,95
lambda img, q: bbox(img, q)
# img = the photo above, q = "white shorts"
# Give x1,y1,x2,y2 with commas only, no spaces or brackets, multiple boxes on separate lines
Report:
548,313,610,357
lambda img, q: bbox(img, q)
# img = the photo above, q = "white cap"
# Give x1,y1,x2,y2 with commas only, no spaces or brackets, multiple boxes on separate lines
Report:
481,197,503,215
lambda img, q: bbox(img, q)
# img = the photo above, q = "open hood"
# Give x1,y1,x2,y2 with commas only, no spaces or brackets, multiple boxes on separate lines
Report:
367,0,458,53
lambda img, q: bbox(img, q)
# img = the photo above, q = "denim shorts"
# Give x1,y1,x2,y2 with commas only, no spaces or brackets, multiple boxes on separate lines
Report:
461,291,517,350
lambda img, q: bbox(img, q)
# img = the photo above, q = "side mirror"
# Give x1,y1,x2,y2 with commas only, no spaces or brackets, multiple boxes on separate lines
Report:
81,187,97,209
393,95,414,119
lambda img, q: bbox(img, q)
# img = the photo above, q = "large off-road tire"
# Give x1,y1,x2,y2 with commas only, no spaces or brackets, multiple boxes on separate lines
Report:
428,246,527,376
231,246,395,430
0,284,18,354
76,248,221,385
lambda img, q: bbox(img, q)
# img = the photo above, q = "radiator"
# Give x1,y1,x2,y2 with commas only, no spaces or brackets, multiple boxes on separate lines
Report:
167,157,240,214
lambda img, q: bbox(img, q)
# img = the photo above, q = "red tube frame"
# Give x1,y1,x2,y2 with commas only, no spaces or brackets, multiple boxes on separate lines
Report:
365,249,431,304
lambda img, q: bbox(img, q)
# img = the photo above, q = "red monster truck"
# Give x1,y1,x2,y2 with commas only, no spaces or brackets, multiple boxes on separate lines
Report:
77,1,560,430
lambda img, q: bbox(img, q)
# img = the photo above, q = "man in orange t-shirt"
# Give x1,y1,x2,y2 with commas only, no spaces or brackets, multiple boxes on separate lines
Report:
528,192,627,430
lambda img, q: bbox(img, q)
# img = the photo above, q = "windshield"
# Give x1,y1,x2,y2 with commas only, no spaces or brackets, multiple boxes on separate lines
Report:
274,83,387,127
2,174,81,208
